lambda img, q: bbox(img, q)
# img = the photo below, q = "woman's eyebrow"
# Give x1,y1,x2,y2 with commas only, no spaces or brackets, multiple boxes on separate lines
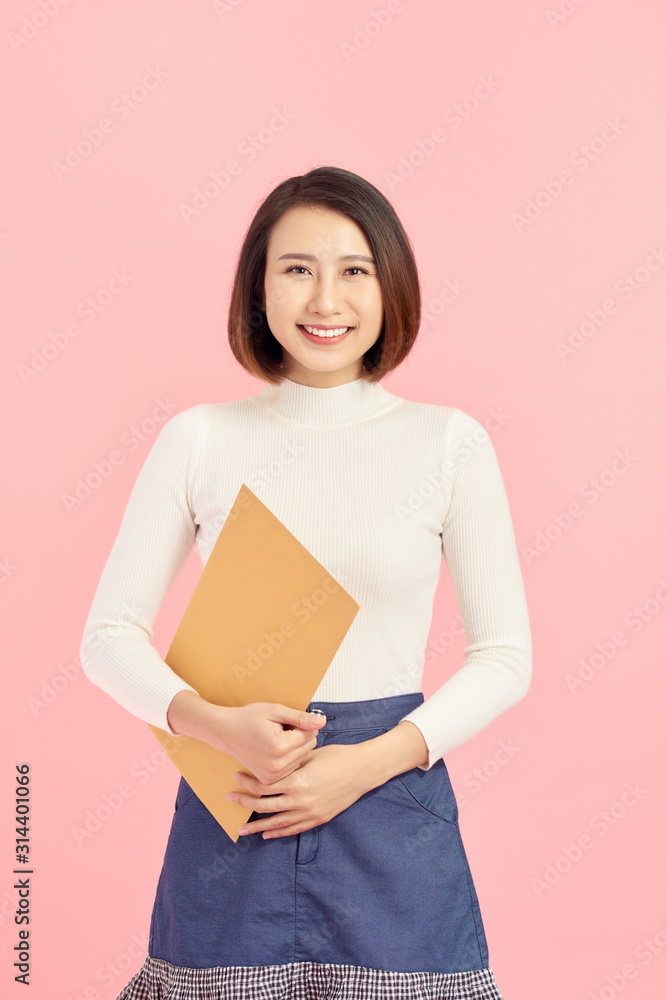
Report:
276,252,376,264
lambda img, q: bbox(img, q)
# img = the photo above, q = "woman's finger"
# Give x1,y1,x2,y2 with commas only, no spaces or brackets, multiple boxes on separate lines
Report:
227,790,289,813
238,811,311,837
262,825,308,839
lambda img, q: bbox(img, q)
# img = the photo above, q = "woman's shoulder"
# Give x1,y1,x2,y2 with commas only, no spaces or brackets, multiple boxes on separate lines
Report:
394,392,487,439
159,396,258,434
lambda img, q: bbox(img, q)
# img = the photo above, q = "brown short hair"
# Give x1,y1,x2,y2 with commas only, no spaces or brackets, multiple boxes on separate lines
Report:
227,165,421,384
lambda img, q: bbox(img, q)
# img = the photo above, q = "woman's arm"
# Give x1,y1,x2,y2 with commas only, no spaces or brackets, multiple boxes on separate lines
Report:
363,407,533,780
166,689,228,741
79,407,203,734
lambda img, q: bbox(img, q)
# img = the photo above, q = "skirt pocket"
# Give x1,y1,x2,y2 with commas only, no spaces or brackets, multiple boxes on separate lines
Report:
397,756,460,825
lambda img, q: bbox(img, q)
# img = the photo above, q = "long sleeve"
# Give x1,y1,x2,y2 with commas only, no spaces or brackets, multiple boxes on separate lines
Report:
398,408,532,769
79,407,202,733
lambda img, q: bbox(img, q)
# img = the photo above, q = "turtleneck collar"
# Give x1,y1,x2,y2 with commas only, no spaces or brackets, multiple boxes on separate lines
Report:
251,375,402,428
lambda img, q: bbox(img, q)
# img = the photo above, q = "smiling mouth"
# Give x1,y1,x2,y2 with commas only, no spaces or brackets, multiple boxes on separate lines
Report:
297,324,353,341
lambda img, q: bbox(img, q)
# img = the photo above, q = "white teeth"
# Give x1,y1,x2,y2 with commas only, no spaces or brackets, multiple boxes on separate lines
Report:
302,325,350,338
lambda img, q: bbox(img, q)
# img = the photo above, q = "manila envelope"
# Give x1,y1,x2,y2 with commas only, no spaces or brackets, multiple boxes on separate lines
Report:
148,483,360,842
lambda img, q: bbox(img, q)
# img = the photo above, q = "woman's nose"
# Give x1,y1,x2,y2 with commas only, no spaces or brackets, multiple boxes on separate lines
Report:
308,278,344,314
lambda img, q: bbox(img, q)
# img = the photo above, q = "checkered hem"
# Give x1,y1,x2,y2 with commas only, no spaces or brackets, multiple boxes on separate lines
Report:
116,955,506,999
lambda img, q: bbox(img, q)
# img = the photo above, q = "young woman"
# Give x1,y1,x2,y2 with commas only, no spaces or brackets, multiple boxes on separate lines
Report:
80,165,532,999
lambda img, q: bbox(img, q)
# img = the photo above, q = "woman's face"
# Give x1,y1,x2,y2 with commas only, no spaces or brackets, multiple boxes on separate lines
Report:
263,204,384,386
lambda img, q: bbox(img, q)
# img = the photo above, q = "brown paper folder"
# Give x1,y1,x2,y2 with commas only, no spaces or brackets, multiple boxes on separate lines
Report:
148,483,360,842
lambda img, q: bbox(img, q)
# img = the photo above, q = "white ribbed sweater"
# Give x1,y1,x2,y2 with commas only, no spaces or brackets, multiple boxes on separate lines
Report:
79,376,532,770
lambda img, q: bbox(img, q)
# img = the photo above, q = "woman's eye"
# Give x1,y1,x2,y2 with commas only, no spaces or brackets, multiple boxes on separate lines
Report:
282,265,370,276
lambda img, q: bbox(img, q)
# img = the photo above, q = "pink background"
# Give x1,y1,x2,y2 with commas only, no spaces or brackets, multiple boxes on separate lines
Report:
2,2,666,998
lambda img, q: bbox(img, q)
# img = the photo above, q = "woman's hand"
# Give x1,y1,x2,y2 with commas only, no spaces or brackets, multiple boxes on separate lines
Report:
219,702,327,784
167,692,327,785
227,742,373,839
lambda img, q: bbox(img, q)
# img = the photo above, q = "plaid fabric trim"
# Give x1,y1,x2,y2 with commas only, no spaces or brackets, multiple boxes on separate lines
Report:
116,955,506,999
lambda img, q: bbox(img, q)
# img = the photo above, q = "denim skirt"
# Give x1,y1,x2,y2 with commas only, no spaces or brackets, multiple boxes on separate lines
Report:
116,693,506,999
